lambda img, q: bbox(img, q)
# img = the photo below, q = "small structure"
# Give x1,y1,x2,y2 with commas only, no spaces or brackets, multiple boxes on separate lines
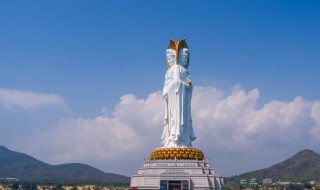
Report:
240,179,247,185
262,178,272,185
249,178,257,186
0,178,19,182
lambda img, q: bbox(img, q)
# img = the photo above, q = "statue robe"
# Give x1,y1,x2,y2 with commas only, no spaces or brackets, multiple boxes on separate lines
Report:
161,65,196,148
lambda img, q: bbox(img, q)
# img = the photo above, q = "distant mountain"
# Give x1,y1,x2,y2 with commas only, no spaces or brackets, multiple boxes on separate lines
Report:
228,149,320,183
0,146,129,184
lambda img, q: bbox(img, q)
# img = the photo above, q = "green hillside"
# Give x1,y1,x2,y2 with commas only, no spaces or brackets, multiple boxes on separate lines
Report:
0,146,129,185
227,149,320,185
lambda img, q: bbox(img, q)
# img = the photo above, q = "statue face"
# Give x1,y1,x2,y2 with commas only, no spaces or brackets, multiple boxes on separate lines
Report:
166,49,176,67
178,48,189,68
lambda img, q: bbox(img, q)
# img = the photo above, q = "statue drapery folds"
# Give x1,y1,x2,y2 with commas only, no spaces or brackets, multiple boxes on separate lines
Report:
161,39,196,148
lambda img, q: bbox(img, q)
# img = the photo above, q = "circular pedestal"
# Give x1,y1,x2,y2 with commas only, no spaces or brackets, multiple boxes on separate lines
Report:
150,147,205,160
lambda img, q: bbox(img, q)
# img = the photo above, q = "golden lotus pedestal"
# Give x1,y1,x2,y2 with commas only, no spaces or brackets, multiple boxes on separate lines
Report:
150,147,205,160
130,148,224,190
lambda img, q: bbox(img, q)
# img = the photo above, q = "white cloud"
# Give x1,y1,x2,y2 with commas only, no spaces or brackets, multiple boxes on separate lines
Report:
310,101,320,137
0,88,66,110
193,88,319,153
21,92,164,166
17,86,320,176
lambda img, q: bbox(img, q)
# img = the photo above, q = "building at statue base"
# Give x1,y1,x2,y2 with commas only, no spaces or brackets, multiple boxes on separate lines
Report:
131,159,224,190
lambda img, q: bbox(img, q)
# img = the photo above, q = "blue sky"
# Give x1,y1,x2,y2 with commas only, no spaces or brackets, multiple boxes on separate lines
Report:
1,1,320,177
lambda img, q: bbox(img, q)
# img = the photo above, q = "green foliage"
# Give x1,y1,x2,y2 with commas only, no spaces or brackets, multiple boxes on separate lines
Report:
10,182,19,190
228,149,320,184
93,186,102,190
52,184,64,190
287,184,303,190
304,183,312,189
0,146,129,185
224,179,239,190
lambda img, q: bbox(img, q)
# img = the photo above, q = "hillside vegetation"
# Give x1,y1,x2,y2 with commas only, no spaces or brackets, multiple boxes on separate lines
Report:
227,149,320,184
0,146,129,185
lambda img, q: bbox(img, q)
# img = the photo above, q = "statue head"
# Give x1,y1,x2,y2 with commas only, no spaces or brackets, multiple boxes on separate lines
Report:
166,39,178,68
166,39,190,69
178,48,189,68
178,39,190,68
166,49,177,68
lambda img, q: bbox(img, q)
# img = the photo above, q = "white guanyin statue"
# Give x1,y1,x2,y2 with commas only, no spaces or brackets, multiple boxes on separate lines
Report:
161,39,196,148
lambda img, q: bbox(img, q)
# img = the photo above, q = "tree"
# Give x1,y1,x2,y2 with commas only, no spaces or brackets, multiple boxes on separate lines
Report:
52,184,64,190
20,181,31,190
304,183,312,190
11,182,19,190
30,183,37,190
287,184,303,190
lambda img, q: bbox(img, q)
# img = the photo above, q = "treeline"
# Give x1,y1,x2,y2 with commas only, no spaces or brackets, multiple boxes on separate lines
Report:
0,181,128,190
237,183,318,190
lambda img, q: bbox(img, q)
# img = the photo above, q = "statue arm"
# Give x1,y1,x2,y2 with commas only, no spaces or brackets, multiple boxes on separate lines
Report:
163,70,170,100
186,75,192,86
180,70,192,89
163,79,169,101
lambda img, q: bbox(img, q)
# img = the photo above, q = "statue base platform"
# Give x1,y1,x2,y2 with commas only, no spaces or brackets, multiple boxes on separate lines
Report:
130,159,224,190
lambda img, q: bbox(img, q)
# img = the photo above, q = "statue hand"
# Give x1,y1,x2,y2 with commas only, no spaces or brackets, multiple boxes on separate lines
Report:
186,77,192,85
